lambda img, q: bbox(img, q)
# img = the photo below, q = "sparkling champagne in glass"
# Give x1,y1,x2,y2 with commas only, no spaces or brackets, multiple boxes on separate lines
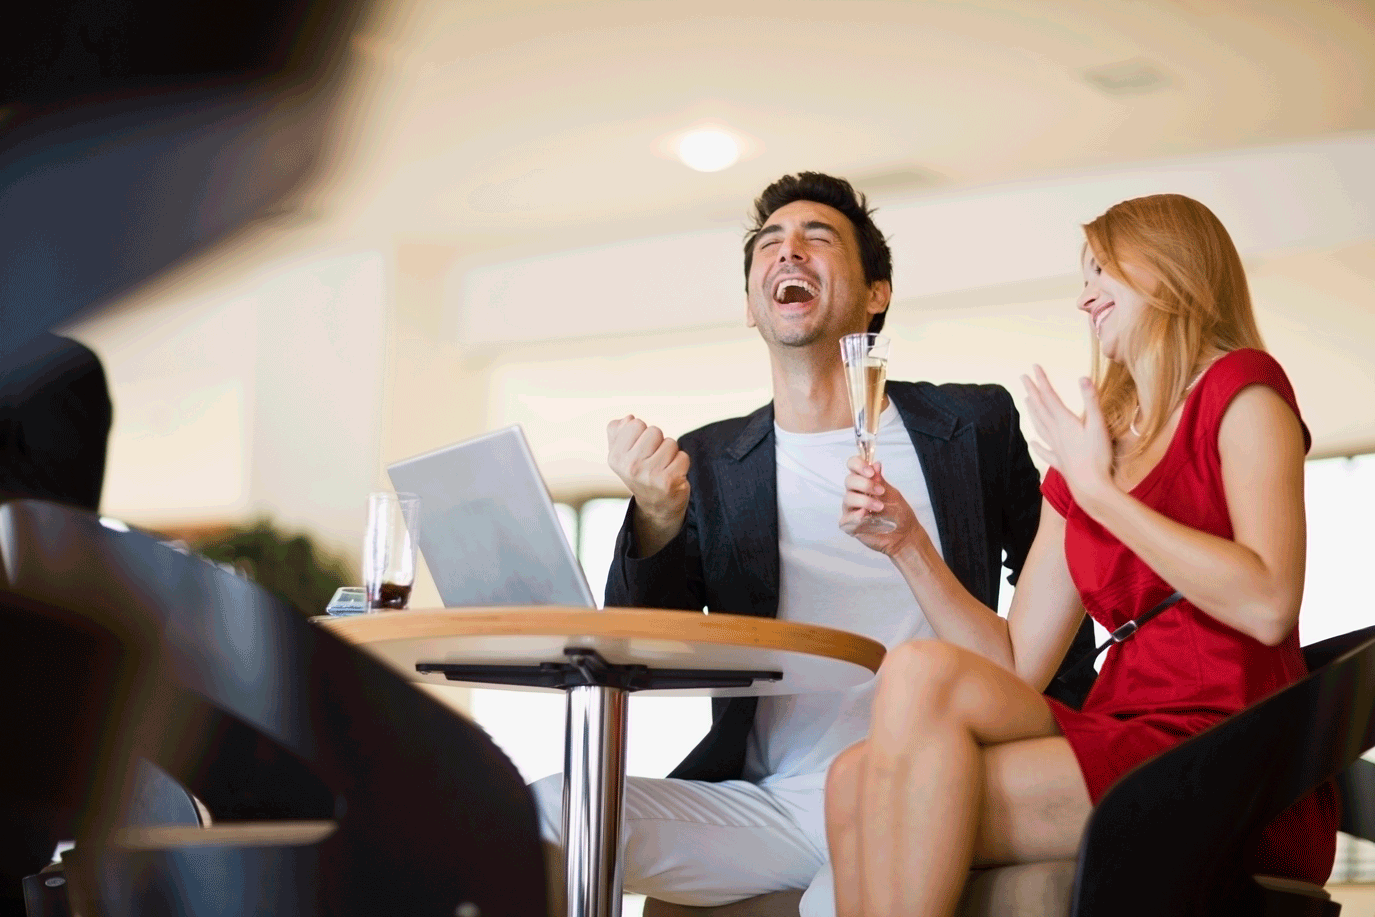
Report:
840,332,896,533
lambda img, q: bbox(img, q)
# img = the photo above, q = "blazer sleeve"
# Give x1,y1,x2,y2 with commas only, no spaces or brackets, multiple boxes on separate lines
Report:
603,464,707,612
999,388,1042,587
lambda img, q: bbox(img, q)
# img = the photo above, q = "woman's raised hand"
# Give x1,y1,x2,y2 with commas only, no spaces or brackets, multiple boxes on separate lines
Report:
1021,364,1116,507
840,456,928,556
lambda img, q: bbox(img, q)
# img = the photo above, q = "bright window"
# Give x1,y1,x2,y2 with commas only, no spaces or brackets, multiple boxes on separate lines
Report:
1306,454,1375,883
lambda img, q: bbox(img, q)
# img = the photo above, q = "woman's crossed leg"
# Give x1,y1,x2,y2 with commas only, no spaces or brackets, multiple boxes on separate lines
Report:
826,639,1092,917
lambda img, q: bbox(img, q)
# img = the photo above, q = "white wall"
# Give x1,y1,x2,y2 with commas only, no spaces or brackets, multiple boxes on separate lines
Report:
63,253,263,525
246,247,388,556
66,232,389,562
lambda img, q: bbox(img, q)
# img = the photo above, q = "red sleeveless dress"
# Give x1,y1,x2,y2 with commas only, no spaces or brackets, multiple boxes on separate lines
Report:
1042,348,1339,884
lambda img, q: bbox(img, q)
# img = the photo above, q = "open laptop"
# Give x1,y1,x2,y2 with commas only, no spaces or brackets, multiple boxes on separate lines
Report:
386,426,598,608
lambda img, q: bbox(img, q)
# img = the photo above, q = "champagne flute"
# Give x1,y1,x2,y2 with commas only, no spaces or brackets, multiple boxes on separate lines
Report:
840,332,896,533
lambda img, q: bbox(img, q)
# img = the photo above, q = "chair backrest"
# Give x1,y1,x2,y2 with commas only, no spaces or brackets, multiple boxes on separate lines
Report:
1070,623,1375,917
1303,624,1375,672
1306,626,1375,844
0,498,547,917
1334,757,1375,843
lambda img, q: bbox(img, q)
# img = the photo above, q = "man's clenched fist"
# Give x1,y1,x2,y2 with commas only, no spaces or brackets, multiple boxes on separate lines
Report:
607,415,690,557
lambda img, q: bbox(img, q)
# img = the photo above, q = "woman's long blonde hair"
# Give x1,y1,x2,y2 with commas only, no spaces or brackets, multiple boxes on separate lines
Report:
1083,194,1265,456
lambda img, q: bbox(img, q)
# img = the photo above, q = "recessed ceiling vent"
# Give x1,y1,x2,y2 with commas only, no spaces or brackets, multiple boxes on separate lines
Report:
1082,58,1172,95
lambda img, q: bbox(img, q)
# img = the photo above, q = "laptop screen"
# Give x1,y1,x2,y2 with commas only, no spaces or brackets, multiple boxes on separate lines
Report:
386,426,597,608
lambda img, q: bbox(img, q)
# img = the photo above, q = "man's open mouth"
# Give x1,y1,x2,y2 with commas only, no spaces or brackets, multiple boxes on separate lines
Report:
773,277,819,304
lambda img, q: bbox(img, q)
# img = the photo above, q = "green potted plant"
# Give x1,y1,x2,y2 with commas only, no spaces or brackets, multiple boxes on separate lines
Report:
194,519,352,617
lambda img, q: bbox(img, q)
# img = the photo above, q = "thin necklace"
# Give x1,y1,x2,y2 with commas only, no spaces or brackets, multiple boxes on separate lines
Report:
1129,354,1223,439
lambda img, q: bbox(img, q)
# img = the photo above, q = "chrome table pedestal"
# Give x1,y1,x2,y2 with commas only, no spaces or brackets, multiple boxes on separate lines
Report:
421,648,783,917
563,683,627,917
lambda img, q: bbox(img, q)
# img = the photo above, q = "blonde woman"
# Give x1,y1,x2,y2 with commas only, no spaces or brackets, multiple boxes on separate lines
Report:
827,194,1339,916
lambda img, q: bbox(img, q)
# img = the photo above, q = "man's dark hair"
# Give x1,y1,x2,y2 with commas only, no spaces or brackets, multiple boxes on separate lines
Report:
743,172,893,333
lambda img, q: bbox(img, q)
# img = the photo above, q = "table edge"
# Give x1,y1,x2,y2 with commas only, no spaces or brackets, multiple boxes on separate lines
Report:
315,607,886,674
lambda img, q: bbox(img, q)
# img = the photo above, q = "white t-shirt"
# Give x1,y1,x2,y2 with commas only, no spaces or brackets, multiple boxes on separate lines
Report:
742,401,943,789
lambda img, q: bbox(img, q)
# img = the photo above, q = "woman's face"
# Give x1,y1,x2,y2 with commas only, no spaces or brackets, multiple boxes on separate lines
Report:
1077,246,1150,364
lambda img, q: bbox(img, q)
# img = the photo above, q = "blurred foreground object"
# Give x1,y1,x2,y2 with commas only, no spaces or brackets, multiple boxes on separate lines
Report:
0,334,111,509
0,498,548,916
0,0,372,360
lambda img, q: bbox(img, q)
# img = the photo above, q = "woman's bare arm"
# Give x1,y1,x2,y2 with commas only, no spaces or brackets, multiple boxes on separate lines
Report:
1069,386,1306,645
1023,367,1307,647
844,463,1085,687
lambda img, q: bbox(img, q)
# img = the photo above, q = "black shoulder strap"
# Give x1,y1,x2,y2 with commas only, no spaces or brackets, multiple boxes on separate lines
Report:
1054,591,1186,690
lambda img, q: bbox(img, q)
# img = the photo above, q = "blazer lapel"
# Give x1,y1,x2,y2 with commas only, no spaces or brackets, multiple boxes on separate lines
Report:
890,385,991,604
719,405,780,619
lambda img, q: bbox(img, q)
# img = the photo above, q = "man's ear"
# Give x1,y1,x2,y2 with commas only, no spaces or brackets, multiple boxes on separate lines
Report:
867,280,892,316
745,296,757,328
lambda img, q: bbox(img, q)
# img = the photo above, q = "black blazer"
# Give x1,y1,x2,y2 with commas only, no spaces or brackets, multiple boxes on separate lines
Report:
605,380,1095,782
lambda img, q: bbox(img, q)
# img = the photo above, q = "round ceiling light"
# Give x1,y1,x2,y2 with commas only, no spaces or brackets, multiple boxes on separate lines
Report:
675,128,741,172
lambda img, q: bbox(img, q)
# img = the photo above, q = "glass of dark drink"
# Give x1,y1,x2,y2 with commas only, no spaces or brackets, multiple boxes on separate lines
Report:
363,491,420,611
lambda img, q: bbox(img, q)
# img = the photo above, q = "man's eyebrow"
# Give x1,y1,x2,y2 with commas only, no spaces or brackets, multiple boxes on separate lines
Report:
753,224,784,247
753,220,840,249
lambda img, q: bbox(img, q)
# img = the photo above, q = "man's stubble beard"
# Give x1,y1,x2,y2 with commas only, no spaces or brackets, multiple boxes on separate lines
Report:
749,298,832,351
767,324,828,349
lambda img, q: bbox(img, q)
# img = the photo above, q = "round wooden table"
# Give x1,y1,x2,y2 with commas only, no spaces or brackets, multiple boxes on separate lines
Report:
318,607,885,917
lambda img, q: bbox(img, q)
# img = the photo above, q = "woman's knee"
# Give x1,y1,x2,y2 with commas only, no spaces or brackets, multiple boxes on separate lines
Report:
876,639,965,712
826,742,866,821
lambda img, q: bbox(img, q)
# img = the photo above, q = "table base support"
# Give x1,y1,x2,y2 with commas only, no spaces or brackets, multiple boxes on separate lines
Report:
563,683,628,917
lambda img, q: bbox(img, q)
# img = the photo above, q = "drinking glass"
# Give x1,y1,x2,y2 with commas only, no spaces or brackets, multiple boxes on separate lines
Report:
363,491,420,610
840,332,896,533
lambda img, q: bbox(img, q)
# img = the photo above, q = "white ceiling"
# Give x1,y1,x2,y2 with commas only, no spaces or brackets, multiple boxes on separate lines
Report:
454,132,1375,345
75,0,1375,498
286,0,1375,464
327,0,1375,249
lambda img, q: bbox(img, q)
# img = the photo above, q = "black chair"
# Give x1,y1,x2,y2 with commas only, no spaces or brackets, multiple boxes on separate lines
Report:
645,623,1375,917
1335,757,1375,848
17,761,204,917
0,498,548,917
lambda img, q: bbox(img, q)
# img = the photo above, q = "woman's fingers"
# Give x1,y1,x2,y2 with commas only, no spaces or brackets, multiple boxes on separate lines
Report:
845,458,886,511
846,469,884,495
846,471,882,494
1079,378,1107,432
1021,376,1058,448
842,455,892,533
847,455,879,477
1023,369,1067,428
1028,439,1059,470
843,487,885,514
1020,373,1046,414
1032,365,1077,422
839,505,877,535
